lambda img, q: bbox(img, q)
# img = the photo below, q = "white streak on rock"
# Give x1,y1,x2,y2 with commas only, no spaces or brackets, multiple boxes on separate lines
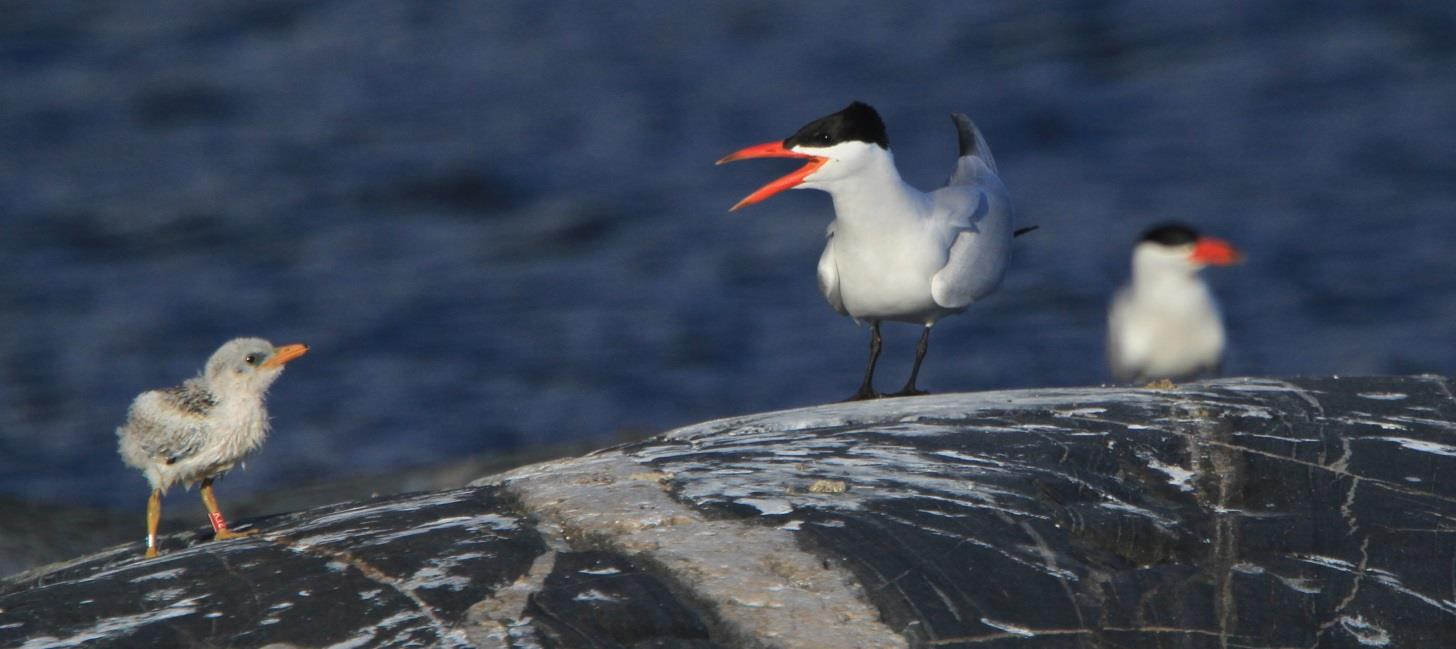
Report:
979,617,1037,636
401,564,472,592
1099,500,1177,528
930,449,1009,467
737,498,793,515
1142,456,1196,493
1388,415,1456,431
1339,615,1391,646
573,589,621,603
1054,407,1106,417
1234,432,1319,443
578,567,621,575
1275,574,1322,594
1370,437,1456,457
1296,555,1357,570
142,587,185,603
1339,418,1407,431
127,567,185,583
1357,392,1407,401
17,596,203,649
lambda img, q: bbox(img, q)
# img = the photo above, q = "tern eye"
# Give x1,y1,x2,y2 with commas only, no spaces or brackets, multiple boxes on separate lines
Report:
817,132,832,143
244,354,260,365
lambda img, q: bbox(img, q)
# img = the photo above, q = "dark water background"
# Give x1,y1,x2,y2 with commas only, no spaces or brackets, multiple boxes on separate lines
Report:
3,1,1454,509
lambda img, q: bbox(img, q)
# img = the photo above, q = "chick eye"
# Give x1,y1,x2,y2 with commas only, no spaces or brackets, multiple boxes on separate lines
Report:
244,354,260,365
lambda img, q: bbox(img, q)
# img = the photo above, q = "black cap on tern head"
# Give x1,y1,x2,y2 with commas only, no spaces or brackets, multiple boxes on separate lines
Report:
1139,222,1200,246
783,101,890,150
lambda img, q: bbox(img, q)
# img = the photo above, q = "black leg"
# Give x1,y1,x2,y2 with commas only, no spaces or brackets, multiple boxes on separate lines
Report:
891,325,932,397
846,322,883,401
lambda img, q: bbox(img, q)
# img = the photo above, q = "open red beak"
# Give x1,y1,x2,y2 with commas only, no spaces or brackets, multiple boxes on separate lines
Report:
1190,237,1242,265
716,141,829,212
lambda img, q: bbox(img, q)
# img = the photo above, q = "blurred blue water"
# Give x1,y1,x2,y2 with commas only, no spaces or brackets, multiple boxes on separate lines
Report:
2,1,1454,508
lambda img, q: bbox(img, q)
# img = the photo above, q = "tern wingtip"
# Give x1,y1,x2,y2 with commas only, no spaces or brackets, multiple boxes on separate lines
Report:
950,113,978,158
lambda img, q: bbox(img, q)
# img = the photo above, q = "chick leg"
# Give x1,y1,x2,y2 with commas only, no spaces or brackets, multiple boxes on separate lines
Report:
145,489,162,558
200,478,256,541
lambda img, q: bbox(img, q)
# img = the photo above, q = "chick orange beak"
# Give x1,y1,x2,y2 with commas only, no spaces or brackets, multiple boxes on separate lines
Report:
1191,237,1242,265
261,344,309,369
716,141,829,212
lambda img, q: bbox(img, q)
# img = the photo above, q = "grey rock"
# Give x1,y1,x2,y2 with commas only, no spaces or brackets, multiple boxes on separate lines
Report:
5,376,1456,648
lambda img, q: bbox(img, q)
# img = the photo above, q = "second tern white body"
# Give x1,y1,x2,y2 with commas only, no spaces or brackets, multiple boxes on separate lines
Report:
1107,258,1226,382
1106,224,1241,384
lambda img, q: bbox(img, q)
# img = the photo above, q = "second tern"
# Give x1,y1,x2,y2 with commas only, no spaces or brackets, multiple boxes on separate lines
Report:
1107,223,1241,384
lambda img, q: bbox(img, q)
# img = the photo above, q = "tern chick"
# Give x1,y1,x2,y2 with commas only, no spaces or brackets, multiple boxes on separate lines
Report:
1107,223,1241,384
117,337,308,557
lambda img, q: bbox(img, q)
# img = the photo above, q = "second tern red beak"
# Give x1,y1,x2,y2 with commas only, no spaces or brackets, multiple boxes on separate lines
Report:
1190,237,1242,265
716,141,829,212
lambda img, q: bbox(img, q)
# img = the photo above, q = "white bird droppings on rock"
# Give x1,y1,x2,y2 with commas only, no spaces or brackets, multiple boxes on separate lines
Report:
737,498,794,515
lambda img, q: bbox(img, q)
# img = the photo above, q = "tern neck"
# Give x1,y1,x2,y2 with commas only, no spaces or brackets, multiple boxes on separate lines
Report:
815,150,926,226
1132,252,1199,285
1130,259,1208,304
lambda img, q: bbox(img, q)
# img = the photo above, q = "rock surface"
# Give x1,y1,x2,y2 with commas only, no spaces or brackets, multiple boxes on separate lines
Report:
4,375,1455,647
0,436,631,578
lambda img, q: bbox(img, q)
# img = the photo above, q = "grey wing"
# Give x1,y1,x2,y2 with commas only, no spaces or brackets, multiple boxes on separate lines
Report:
929,180,1013,309
931,113,1014,309
119,391,206,466
818,221,847,316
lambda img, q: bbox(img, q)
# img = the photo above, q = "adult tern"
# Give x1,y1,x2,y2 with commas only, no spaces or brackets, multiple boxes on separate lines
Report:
719,102,1021,400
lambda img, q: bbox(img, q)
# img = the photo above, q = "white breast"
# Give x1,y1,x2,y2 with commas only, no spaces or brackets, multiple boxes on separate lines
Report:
1108,277,1226,382
828,217,949,322
163,396,271,489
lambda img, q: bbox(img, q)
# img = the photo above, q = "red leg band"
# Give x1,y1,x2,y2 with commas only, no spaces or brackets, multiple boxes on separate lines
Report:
209,511,229,534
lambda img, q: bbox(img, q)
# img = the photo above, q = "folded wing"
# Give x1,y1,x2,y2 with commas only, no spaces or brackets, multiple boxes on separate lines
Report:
930,113,1014,310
